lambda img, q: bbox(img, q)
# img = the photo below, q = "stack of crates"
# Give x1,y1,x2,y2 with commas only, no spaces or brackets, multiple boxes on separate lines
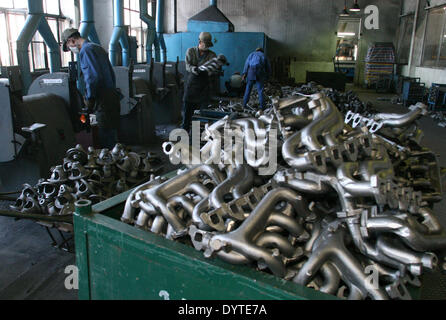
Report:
402,77,426,107
365,42,395,89
428,83,446,111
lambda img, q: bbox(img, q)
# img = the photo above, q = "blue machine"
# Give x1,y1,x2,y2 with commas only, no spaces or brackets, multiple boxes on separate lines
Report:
164,1,267,92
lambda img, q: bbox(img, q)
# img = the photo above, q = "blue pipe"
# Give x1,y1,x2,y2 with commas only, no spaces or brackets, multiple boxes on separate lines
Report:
156,0,167,62
16,15,40,91
38,19,61,73
28,0,44,13
109,0,129,66
79,0,100,44
210,0,217,6
140,0,156,64
16,0,61,92
153,34,161,62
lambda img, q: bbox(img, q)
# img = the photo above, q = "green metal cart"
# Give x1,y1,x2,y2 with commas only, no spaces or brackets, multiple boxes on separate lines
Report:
73,174,337,300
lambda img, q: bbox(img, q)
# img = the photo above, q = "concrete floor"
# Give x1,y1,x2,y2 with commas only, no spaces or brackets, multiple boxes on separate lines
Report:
0,88,446,299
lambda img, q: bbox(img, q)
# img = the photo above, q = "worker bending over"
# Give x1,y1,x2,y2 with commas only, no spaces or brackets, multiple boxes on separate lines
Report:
225,72,245,98
181,32,217,132
62,28,121,149
242,48,271,110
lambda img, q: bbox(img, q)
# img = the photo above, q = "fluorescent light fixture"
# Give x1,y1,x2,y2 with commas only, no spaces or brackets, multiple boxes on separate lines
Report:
338,32,356,37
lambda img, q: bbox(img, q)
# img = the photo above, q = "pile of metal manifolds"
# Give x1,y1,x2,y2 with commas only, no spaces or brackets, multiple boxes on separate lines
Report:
204,81,377,119
10,144,162,216
429,111,446,128
122,91,446,300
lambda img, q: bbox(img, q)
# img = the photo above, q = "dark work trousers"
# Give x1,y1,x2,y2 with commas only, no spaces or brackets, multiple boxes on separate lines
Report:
94,88,121,149
97,128,118,150
181,73,210,133
181,100,209,133
225,81,245,98
243,79,265,109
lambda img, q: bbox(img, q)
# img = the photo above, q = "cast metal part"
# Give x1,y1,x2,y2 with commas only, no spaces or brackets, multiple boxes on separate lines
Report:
121,85,446,300
11,144,163,216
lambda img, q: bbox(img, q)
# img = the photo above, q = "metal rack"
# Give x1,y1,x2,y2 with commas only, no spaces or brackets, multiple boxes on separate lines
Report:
402,77,426,107
428,83,446,111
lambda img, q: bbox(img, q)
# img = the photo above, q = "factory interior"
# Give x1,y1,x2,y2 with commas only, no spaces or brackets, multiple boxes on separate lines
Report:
1,0,446,301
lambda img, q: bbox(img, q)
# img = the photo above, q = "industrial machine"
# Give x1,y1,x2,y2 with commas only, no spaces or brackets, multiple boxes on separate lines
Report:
131,60,183,126
0,67,26,163
333,17,361,83
113,64,156,145
0,66,77,175
333,39,356,82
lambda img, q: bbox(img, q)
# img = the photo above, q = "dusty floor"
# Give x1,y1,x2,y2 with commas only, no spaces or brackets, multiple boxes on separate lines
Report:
1,88,445,300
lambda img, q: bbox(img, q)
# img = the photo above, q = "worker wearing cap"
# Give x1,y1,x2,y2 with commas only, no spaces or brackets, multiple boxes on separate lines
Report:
61,28,121,149
225,72,245,97
181,32,217,132
242,48,271,110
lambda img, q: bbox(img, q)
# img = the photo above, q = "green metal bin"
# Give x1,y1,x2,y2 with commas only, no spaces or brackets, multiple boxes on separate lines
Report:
73,179,337,300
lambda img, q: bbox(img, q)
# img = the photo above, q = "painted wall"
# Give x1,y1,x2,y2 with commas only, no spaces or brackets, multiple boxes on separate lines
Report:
164,0,401,84
401,0,446,87
164,31,266,91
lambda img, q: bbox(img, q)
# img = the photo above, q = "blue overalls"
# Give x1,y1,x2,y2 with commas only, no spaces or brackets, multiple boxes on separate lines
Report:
80,42,121,149
242,51,271,110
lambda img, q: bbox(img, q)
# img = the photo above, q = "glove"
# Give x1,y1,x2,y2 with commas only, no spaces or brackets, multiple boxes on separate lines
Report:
191,66,199,76
83,97,96,113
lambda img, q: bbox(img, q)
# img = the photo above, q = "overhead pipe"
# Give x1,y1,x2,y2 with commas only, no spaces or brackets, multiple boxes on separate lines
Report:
140,0,156,64
210,0,217,6
151,0,160,62
79,0,101,44
408,0,420,72
109,0,130,66
156,0,167,62
16,0,61,92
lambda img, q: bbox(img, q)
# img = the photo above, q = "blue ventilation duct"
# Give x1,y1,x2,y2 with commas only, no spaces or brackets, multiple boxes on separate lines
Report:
79,0,100,44
140,0,156,63
109,0,130,66
16,0,61,92
156,0,167,62
210,0,217,6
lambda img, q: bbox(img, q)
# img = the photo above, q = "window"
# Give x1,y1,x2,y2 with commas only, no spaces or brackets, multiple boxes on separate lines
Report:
422,6,446,68
124,0,151,63
0,0,77,69
43,0,60,15
395,14,414,64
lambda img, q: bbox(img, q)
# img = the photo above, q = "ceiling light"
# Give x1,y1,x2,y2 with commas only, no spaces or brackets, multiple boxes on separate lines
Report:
350,0,361,12
338,32,356,37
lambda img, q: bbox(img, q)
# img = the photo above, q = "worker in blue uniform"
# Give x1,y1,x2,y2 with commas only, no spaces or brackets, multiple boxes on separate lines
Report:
61,28,121,149
242,48,271,110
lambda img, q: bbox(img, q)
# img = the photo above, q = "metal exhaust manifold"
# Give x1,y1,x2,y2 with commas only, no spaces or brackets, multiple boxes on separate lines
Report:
120,86,446,300
11,144,163,217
